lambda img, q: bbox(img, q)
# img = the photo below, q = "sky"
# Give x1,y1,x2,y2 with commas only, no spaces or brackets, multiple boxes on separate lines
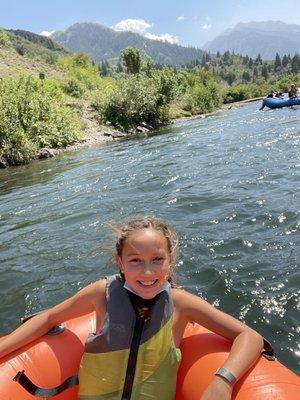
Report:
1,0,300,47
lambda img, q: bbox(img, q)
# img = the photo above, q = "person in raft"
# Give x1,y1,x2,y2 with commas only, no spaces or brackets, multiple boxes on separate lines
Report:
288,84,298,98
0,216,264,400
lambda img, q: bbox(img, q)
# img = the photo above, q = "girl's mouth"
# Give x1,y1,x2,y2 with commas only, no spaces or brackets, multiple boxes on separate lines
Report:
137,280,158,287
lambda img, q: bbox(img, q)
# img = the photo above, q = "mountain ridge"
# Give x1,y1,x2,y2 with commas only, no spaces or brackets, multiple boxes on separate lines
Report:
8,29,68,54
203,21,300,59
51,22,204,66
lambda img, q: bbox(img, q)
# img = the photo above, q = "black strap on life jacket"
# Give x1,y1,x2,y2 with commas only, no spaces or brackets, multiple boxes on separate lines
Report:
262,338,276,361
13,370,78,397
120,290,158,400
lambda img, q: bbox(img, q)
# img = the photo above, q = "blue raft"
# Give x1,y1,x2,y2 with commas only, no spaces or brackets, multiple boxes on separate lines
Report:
263,96,300,109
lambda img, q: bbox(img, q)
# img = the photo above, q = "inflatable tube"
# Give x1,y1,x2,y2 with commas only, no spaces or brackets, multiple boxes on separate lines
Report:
263,96,300,109
176,323,300,400
0,313,96,400
0,313,299,399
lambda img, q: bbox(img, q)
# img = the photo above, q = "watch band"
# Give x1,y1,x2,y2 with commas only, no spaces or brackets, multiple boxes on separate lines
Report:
215,367,237,386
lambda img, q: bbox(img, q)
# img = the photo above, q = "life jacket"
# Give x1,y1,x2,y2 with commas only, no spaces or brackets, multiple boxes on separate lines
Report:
78,274,181,400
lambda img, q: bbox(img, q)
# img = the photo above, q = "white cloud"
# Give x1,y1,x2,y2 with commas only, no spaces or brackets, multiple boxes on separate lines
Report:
177,16,186,21
112,18,180,45
202,23,212,31
145,32,180,45
113,19,152,34
40,30,55,37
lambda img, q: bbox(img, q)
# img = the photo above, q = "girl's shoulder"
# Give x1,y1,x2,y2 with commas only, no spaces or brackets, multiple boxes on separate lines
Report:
46,279,108,326
68,278,107,311
90,278,107,290
170,288,198,314
78,278,106,295
170,287,198,303
86,278,107,302
170,288,217,321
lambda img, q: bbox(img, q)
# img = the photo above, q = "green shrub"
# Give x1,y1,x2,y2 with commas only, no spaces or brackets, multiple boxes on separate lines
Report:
1,131,37,165
152,68,179,103
44,52,57,65
276,74,300,92
0,29,11,49
62,78,85,97
223,84,253,103
93,75,170,131
57,53,102,94
15,43,25,55
91,77,119,115
183,84,214,114
223,83,270,103
0,76,82,165
181,68,223,114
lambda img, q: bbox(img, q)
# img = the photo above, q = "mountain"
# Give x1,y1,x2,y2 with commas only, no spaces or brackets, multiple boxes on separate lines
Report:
8,29,68,54
0,29,69,79
3,28,69,67
203,21,300,59
51,22,204,66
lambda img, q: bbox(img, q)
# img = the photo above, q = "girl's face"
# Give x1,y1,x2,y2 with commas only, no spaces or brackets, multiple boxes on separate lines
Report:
116,229,172,299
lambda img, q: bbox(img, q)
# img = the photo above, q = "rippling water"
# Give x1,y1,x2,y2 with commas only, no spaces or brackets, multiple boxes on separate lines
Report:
0,102,299,373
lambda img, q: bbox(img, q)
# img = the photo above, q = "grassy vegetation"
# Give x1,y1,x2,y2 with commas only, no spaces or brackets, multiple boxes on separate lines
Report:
0,32,299,167
7,29,68,65
0,76,82,165
0,29,11,49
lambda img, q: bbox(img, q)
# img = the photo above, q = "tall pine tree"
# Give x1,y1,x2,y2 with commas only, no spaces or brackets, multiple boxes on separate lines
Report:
274,53,282,71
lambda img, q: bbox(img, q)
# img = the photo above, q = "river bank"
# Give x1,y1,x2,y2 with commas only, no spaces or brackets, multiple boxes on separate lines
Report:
57,96,264,148
0,96,264,169
45,100,162,158
176,96,263,122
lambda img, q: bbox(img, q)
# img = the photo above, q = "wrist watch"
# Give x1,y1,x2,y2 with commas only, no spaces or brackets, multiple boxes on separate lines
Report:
215,367,237,386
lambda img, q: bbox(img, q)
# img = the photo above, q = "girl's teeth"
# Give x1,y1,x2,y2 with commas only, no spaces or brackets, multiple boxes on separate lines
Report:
140,280,156,286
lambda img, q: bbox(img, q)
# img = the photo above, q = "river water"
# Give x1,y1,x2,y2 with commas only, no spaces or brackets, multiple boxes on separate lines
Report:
0,101,299,373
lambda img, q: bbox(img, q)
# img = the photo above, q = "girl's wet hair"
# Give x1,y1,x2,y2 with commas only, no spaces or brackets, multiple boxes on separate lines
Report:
112,216,179,287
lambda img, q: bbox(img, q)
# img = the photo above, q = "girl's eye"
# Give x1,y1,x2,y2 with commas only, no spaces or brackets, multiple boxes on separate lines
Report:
130,258,141,263
153,257,164,263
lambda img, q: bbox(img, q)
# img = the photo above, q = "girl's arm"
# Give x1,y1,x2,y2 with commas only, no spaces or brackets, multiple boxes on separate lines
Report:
0,279,106,360
173,289,264,400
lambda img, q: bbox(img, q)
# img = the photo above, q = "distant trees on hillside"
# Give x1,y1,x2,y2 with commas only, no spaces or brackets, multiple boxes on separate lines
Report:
180,50,300,86
96,47,300,88
291,54,300,74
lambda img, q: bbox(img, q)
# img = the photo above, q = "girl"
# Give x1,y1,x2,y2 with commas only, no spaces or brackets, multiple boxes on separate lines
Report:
0,216,264,400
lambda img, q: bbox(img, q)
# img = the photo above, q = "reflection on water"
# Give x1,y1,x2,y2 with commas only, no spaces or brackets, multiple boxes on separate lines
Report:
0,102,299,372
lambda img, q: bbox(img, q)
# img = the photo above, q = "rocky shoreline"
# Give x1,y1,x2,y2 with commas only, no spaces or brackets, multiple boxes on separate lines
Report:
0,102,156,167
72,96,263,149
1,97,263,168
44,101,158,157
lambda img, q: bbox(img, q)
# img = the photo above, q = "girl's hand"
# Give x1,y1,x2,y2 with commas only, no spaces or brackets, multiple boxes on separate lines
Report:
199,376,233,400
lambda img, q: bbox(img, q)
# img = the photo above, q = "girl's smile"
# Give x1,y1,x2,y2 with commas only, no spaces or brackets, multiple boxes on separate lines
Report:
116,229,171,299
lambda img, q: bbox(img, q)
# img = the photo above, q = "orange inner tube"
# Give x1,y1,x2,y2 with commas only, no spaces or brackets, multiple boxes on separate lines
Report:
1,314,299,399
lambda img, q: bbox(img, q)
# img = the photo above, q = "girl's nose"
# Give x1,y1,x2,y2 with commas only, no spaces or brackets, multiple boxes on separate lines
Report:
143,262,154,274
